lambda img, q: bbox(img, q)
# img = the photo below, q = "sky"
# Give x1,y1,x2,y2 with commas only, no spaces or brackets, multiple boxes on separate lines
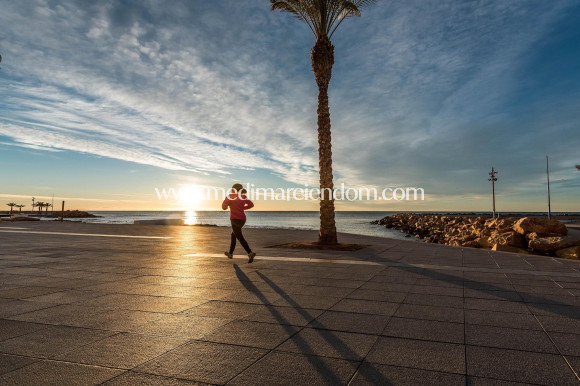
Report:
0,0,579,212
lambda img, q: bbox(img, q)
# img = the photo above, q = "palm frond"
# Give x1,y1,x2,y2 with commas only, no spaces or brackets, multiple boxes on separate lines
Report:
271,0,377,38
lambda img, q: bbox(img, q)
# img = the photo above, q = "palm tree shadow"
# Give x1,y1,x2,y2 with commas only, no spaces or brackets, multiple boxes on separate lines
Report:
233,264,392,385
366,252,580,320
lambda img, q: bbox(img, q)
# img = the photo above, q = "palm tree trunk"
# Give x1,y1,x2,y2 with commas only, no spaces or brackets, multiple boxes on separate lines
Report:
312,36,338,245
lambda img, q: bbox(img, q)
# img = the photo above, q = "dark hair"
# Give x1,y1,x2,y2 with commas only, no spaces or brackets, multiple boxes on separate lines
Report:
232,183,243,192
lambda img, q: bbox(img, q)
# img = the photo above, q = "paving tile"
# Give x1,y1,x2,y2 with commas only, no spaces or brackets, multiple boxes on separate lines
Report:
409,285,464,297
23,289,108,304
466,376,531,385
309,311,390,335
0,325,114,358
129,314,230,339
203,320,298,349
8,304,103,325
464,298,530,314
218,290,282,305
347,289,407,303
366,336,465,374
361,282,413,293
465,325,558,353
383,317,464,344
351,363,465,385
276,327,378,360
272,294,343,309
464,309,543,330
181,301,263,319
0,353,37,375
466,346,578,385
404,294,463,309
394,303,464,323
548,332,580,356
0,319,47,341
0,286,63,299
330,299,399,316
134,340,267,384
463,289,522,302
56,333,186,369
0,359,123,385
528,303,580,319
78,293,207,313
66,309,166,331
229,351,358,386
103,371,208,385
0,300,57,318
242,305,323,326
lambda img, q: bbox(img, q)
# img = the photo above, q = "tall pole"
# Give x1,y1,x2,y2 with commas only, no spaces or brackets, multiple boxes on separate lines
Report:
31,197,35,214
546,156,551,220
488,167,498,219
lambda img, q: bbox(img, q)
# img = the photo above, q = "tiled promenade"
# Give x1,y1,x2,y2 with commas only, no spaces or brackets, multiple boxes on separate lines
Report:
1,222,579,385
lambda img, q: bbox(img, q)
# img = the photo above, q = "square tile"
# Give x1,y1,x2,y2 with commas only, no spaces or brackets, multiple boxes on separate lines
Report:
394,304,464,323
276,327,378,360
0,325,114,358
242,305,324,326
0,319,47,341
366,337,465,374
203,320,298,349
466,325,557,353
383,317,464,344
134,341,266,384
351,363,465,385
130,314,230,338
464,309,542,330
56,333,186,369
0,360,123,385
330,299,399,316
466,346,577,384
309,311,390,335
229,351,358,386
0,353,37,375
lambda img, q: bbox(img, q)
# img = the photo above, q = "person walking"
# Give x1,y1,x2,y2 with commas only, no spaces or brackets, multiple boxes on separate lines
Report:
222,183,256,263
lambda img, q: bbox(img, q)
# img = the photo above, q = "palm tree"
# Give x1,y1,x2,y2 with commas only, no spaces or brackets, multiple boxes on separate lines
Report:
36,202,45,213
15,204,25,213
576,164,580,170
45,203,52,214
271,0,376,244
6,202,16,214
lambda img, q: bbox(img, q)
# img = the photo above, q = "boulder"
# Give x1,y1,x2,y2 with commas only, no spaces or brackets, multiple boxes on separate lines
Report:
492,244,530,254
461,240,481,248
528,236,580,254
556,246,580,260
495,231,526,249
475,237,493,249
513,217,567,236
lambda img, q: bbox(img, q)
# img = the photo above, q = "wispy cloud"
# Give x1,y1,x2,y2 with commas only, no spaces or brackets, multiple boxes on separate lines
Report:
1,0,579,209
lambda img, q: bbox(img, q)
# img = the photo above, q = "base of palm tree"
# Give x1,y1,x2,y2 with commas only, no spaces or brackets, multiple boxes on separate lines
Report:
268,241,368,251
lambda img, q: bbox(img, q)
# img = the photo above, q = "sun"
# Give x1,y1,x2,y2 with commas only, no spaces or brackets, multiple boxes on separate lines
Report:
180,185,203,209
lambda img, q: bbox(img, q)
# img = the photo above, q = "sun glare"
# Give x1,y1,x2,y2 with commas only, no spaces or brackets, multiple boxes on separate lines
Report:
180,185,203,209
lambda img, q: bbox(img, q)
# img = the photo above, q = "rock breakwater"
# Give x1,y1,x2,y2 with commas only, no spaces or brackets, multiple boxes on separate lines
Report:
374,214,579,259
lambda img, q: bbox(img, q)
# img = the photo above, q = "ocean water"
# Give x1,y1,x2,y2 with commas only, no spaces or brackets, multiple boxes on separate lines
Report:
40,210,579,241
61,210,413,240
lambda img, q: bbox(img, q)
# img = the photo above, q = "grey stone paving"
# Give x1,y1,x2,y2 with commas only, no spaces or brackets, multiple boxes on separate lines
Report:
1,222,580,385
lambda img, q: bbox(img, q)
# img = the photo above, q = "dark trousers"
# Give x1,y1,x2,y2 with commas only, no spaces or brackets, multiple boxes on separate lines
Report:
229,219,252,254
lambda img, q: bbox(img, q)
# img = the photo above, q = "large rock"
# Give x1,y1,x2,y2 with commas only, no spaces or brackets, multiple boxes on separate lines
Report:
494,231,526,249
492,244,530,254
556,246,580,260
528,236,580,254
513,217,567,236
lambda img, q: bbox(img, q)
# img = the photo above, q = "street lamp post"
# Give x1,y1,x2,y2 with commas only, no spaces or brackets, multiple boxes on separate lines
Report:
488,167,498,219
546,156,552,220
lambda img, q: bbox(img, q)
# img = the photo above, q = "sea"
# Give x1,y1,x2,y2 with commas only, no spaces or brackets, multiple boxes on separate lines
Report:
35,211,579,241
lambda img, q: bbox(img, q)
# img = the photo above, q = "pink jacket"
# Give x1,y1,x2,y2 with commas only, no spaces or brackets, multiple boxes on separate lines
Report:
222,193,254,220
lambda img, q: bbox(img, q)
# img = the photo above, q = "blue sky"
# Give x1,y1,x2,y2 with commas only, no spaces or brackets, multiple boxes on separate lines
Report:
0,0,579,212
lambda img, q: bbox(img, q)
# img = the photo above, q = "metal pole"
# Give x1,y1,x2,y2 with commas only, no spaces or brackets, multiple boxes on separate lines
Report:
492,178,496,219
488,167,498,219
60,201,65,222
546,156,551,220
